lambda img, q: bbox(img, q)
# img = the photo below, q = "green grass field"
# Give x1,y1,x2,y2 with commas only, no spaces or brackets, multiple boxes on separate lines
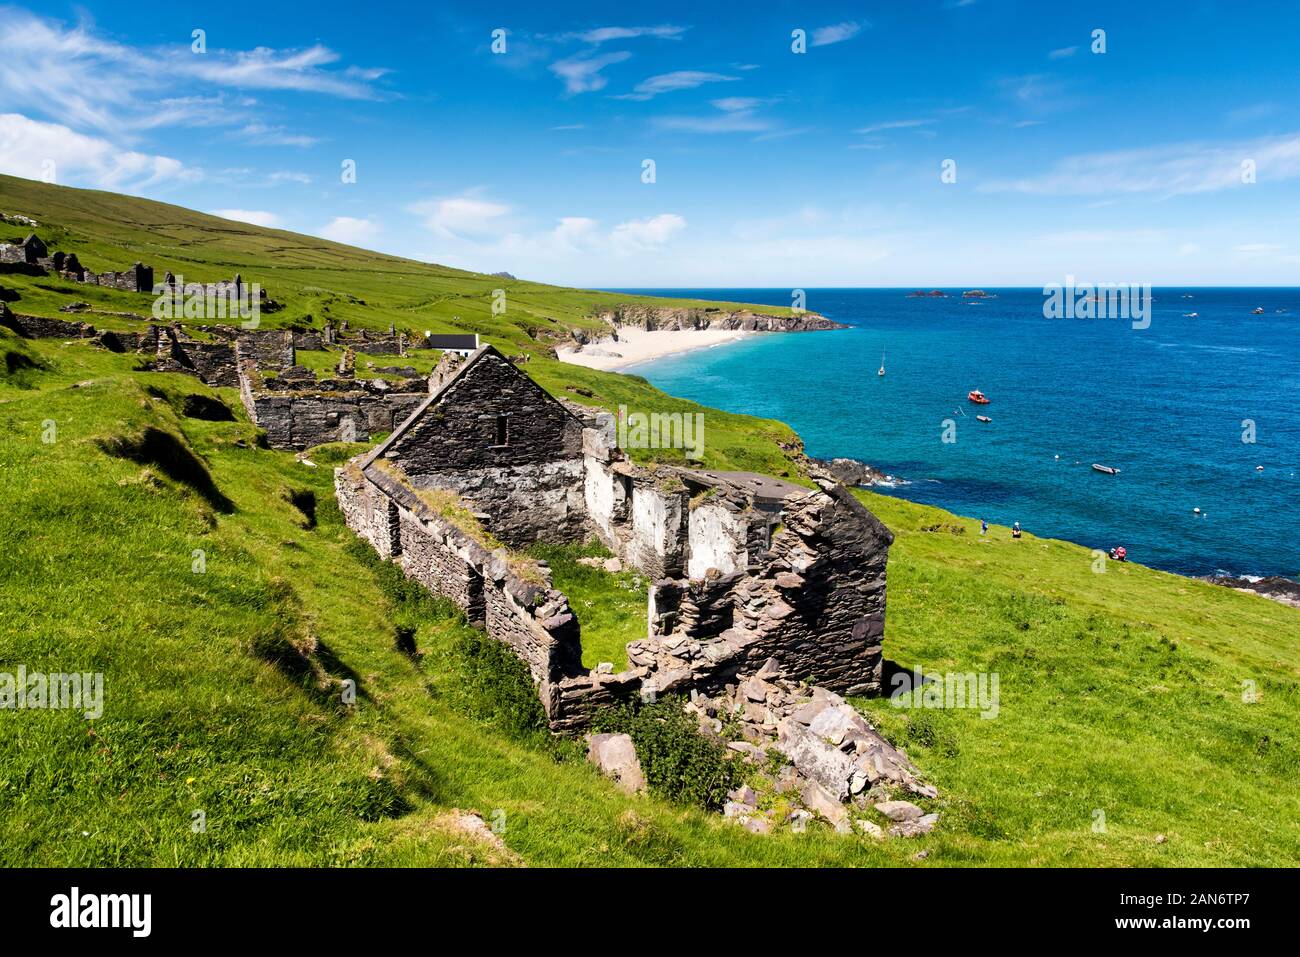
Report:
2,175,1297,867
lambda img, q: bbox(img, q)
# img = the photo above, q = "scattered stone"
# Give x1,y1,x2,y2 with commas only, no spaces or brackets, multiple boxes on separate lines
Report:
874,800,925,823
913,849,929,861
888,813,939,838
855,819,885,839
788,808,814,830
595,661,614,674
727,785,758,808
585,733,646,794
1155,834,1167,845
801,780,851,834
602,557,623,573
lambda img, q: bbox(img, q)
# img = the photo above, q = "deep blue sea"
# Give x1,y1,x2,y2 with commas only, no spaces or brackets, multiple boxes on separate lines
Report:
609,288,1300,579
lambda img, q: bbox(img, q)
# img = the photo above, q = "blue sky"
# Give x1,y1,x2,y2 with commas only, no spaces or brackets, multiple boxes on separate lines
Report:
1,0,1298,286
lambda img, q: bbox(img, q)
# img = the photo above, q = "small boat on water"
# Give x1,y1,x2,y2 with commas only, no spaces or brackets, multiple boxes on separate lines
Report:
1091,463,1120,475
967,389,990,405
976,414,992,423
878,349,885,377
1252,307,1265,315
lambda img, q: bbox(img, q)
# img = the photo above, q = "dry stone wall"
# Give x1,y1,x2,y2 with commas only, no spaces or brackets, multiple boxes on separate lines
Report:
336,463,583,683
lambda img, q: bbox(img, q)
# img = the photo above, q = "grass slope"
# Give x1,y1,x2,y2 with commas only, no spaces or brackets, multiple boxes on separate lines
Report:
0,174,805,479
1,176,1297,866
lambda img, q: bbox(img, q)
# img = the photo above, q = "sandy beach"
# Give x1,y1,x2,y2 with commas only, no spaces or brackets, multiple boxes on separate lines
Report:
556,326,754,371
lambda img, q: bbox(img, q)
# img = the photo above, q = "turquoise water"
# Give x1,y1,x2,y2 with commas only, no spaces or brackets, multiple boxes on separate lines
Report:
612,288,1300,578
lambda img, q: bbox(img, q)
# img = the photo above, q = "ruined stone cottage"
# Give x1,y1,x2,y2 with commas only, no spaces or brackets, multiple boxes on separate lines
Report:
337,344,894,732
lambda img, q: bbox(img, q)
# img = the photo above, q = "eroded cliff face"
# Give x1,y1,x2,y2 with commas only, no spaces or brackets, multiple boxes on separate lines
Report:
594,304,846,333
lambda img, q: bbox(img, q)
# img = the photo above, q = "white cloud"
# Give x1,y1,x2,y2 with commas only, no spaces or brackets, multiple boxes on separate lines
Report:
811,22,866,47
1048,46,1078,59
615,70,737,100
406,194,687,273
0,112,194,190
558,25,687,45
982,132,1300,196
0,9,384,137
712,97,770,112
550,216,600,251
211,208,282,228
237,123,319,147
655,110,771,134
610,213,686,254
409,195,515,240
549,51,633,94
318,216,380,246
856,118,934,134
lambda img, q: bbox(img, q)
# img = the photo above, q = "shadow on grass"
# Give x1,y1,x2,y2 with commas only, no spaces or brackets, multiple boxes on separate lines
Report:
97,425,235,513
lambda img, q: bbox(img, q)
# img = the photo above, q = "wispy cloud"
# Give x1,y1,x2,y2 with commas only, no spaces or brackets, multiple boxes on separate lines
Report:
998,73,1075,113
856,118,935,134
549,51,632,94
267,170,313,185
211,208,282,228
236,122,319,147
811,21,866,47
0,8,388,137
1048,45,1078,59
557,25,687,45
981,132,1300,196
712,97,775,112
615,70,737,101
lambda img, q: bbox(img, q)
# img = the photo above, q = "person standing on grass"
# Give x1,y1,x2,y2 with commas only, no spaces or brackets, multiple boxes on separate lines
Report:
1012,522,1022,539
981,519,988,535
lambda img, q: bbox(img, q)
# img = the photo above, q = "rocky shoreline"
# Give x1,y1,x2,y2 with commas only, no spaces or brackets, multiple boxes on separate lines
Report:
1203,575,1300,609
809,455,905,489
594,304,847,334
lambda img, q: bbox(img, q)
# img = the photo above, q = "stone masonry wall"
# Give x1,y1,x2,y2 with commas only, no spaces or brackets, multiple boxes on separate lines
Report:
384,349,583,475
336,462,584,684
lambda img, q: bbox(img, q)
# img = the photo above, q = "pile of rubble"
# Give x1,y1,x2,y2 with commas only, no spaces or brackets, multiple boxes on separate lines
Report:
587,658,940,839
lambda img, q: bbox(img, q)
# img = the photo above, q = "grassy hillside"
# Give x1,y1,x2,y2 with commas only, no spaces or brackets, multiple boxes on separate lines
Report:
1,177,1297,867
0,174,806,479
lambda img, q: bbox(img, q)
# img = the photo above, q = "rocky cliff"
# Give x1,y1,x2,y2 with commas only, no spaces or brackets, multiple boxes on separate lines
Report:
595,304,846,334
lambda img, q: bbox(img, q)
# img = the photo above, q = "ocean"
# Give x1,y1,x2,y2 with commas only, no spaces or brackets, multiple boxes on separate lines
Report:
609,287,1300,579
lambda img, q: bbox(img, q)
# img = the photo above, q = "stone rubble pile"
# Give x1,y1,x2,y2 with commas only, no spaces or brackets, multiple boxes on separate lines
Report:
581,658,941,839
692,660,939,837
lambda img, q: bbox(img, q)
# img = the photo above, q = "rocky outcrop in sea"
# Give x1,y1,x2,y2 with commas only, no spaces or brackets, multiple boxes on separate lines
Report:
809,456,902,488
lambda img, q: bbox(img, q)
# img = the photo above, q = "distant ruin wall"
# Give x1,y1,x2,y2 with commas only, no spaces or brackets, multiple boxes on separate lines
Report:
238,357,426,451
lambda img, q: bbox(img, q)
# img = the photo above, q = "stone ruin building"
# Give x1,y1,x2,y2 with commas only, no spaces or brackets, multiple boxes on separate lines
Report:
336,345,893,723
335,345,937,829
0,233,154,290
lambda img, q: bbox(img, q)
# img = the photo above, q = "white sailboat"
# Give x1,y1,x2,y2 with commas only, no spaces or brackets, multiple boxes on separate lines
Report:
878,349,886,377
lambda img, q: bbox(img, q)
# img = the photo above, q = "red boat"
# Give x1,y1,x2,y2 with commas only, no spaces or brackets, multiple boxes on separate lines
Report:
967,390,990,405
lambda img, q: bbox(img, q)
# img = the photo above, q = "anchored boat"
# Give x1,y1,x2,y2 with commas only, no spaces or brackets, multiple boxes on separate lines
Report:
967,389,990,405
1091,463,1120,475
